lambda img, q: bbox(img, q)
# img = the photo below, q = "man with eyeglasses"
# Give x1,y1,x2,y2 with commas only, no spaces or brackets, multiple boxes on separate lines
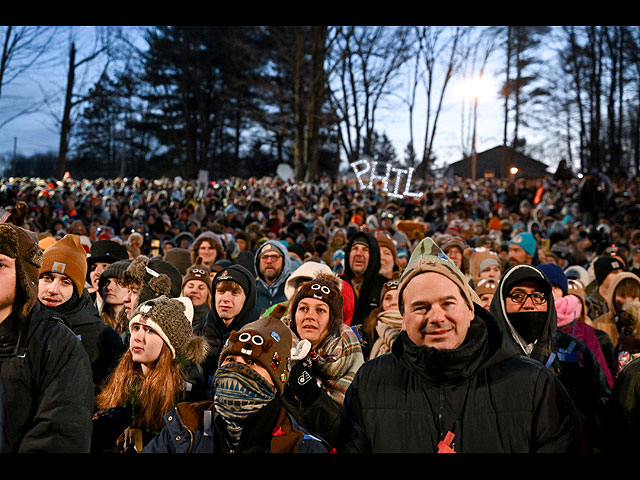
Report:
254,240,291,316
490,263,611,452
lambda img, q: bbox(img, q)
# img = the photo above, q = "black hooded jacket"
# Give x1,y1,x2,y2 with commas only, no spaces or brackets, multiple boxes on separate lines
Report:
342,231,388,326
0,303,94,452
337,305,587,453
490,263,611,450
195,264,258,398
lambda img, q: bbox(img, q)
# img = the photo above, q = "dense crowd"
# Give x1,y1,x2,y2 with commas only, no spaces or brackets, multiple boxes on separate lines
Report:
0,169,639,453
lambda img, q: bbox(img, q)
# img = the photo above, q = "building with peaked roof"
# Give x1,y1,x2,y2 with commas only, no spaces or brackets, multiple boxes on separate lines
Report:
444,145,549,179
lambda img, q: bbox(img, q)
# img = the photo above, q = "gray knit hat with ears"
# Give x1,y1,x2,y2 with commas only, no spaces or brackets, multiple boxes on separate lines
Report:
129,295,209,364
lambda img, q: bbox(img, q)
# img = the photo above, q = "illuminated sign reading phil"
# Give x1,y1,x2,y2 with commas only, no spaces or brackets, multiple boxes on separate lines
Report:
350,159,423,199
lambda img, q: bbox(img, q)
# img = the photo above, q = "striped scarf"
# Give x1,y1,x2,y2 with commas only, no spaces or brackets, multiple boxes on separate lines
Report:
314,323,364,406
369,309,403,360
214,362,277,449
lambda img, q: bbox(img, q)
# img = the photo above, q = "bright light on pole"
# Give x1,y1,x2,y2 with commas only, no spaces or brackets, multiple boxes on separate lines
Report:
510,166,519,175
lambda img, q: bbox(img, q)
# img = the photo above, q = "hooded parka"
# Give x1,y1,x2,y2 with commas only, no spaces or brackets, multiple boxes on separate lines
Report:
254,240,291,316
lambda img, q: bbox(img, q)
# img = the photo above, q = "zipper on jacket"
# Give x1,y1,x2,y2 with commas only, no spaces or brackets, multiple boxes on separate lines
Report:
174,408,194,453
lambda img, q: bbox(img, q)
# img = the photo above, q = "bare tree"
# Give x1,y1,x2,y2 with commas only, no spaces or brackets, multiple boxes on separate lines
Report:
328,26,412,164
54,27,116,179
0,26,57,130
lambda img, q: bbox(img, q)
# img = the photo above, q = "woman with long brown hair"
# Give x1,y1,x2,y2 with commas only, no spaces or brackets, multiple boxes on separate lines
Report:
91,295,209,453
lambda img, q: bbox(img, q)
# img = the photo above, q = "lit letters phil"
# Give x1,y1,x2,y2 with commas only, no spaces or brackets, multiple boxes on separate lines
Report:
349,159,423,199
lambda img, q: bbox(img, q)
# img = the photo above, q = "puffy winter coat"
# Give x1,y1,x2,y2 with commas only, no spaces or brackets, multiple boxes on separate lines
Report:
142,398,330,453
337,306,588,453
0,303,94,452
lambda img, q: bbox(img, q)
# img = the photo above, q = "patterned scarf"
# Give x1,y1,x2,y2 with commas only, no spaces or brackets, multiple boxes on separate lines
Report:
214,362,277,449
370,309,403,360
313,323,364,406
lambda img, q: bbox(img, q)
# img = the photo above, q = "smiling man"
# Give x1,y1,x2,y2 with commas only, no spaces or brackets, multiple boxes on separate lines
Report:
337,237,587,453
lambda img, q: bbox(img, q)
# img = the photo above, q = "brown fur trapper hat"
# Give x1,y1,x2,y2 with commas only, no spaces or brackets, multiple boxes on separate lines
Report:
123,255,182,304
129,295,209,363
0,224,44,319
289,273,343,336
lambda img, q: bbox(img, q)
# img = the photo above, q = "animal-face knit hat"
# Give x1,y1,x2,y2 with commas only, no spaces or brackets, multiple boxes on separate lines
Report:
123,255,182,304
289,272,343,336
219,315,312,395
129,295,209,363
0,224,44,319
398,237,480,313
475,278,498,297
40,234,88,295
182,256,212,292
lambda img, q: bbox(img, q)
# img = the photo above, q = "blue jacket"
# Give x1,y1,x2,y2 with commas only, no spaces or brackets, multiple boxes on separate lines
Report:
142,399,330,453
254,240,291,316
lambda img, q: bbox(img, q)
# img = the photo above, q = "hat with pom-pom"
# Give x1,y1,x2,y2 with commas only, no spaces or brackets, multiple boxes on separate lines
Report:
129,295,209,363
123,255,182,304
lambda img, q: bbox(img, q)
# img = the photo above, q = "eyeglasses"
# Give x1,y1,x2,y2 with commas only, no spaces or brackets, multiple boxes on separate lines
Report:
260,254,282,263
507,291,547,305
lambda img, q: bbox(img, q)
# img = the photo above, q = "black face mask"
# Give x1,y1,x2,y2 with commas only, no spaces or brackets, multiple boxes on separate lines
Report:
508,311,548,344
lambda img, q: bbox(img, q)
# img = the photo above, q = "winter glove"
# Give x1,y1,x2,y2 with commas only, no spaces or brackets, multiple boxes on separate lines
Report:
287,351,322,407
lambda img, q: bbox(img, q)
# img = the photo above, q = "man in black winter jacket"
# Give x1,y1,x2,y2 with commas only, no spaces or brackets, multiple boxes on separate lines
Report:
489,263,611,451
37,234,126,391
337,237,587,453
0,224,94,452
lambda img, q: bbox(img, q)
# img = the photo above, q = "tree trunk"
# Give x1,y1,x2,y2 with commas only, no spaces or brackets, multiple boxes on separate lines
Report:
57,42,76,179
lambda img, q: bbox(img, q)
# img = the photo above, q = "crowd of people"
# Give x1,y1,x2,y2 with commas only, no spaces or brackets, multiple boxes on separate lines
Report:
0,168,639,453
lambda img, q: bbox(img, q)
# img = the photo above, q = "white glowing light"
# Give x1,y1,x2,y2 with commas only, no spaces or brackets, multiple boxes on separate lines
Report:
350,159,423,199
510,167,519,175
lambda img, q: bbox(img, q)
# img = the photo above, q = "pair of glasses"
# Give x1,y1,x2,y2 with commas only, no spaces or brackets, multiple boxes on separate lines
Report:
261,254,281,263
311,283,331,295
507,291,547,305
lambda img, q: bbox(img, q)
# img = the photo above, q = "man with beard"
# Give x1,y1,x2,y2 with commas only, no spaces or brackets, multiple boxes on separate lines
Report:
38,234,126,390
507,232,538,267
253,240,291,316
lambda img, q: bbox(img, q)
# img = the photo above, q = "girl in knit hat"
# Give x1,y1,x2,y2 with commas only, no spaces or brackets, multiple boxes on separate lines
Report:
181,257,213,332
98,259,131,334
284,273,364,447
92,295,209,453
363,273,403,360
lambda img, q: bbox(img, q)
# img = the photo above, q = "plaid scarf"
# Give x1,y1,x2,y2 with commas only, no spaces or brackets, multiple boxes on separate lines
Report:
314,323,364,406
214,362,277,449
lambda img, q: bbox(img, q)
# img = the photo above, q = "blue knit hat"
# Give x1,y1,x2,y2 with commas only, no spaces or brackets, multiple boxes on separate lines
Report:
537,263,568,296
509,232,537,257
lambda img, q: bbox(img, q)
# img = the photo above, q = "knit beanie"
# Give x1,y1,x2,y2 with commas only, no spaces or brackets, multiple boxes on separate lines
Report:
40,234,88,295
182,256,212,292
438,234,468,255
564,265,591,288
0,224,43,319
219,315,311,395
129,295,209,363
380,273,401,303
123,255,182,304
213,265,253,298
555,294,581,328
284,261,333,300
594,255,625,286
38,235,57,251
164,247,193,275
475,278,498,297
398,237,480,313
87,240,128,280
465,247,501,280
376,234,398,266
538,263,569,297
509,232,537,257
98,259,131,297
289,273,344,335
